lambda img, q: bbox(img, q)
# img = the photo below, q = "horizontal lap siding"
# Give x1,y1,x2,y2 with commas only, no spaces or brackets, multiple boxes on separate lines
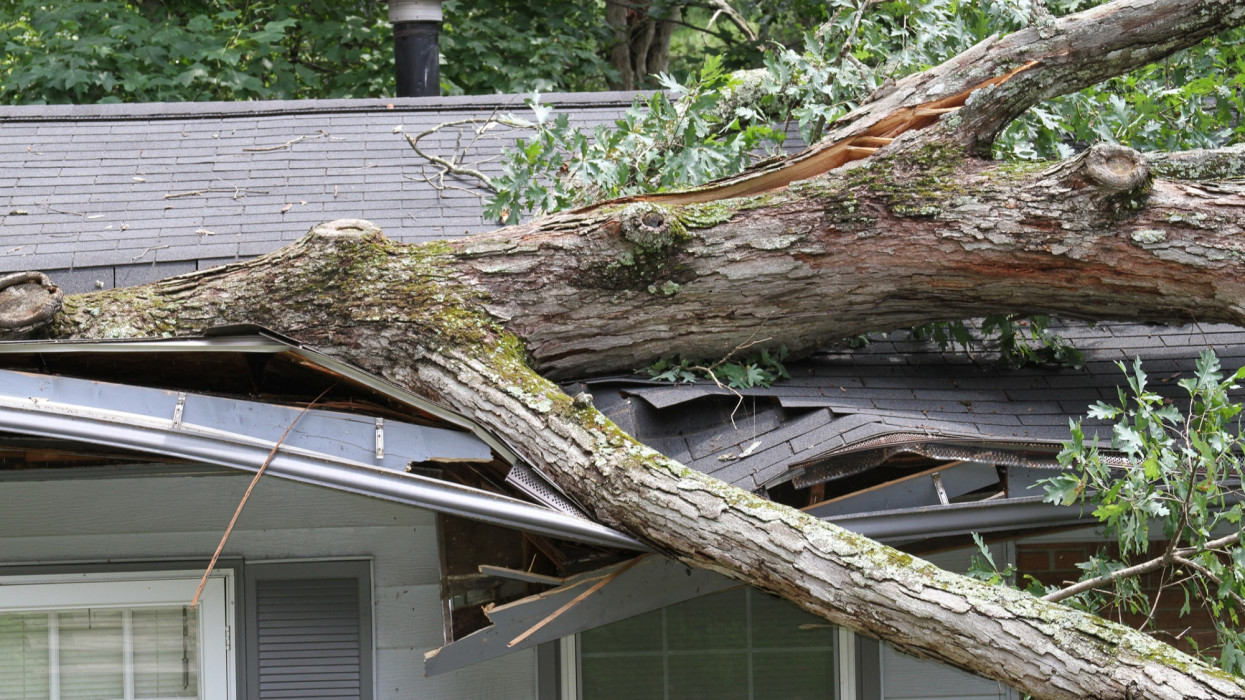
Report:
0,473,539,700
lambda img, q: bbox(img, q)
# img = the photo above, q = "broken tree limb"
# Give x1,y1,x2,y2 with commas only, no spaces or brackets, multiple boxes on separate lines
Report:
0,271,62,338
506,555,644,648
585,0,1244,210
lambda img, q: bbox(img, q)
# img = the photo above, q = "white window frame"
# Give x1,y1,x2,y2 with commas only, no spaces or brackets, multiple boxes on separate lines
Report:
0,569,236,700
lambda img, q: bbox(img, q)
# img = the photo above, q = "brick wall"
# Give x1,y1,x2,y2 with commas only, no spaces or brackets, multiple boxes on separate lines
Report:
1017,542,1220,654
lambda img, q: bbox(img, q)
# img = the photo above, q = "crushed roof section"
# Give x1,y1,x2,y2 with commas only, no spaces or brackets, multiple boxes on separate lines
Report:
0,92,640,293
579,322,1245,492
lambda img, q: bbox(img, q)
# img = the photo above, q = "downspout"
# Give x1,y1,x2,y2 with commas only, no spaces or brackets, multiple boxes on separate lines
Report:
390,0,443,97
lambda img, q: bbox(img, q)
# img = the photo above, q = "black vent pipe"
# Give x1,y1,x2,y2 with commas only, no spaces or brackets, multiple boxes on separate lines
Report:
390,0,442,97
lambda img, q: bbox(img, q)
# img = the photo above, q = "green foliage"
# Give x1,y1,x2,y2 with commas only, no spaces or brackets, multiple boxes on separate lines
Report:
1041,351,1245,672
485,56,787,223
911,315,1085,369
485,0,1026,221
439,0,616,95
965,533,1017,586
0,1,393,104
997,26,1245,159
645,344,791,390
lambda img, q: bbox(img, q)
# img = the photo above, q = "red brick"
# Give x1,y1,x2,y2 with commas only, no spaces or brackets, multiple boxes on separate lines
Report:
1017,550,1050,572
1054,547,1095,569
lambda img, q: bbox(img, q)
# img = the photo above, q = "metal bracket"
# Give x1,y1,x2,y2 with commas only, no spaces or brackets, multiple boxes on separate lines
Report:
172,393,186,429
931,472,950,506
374,417,385,459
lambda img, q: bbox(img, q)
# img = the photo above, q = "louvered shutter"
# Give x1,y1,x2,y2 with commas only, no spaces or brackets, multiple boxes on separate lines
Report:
245,562,372,700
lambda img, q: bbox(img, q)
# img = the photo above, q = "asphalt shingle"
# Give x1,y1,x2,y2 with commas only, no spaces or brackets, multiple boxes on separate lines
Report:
1,92,644,279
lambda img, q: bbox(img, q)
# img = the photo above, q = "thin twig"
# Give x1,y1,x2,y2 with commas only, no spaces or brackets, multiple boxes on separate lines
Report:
705,0,757,41
39,203,87,217
164,187,269,200
402,116,531,193
690,331,774,429
190,386,334,607
1042,553,1172,603
131,245,170,262
1172,554,1245,612
243,135,308,152
242,130,331,153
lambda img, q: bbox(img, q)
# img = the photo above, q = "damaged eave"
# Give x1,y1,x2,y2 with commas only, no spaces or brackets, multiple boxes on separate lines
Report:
0,326,522,463
0,347,644,551
424,554,735,676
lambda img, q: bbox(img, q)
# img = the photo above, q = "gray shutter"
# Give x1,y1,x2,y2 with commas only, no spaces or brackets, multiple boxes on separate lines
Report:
245,562,373,700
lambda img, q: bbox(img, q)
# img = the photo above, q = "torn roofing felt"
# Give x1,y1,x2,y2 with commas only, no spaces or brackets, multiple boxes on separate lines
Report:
576,321,1245,495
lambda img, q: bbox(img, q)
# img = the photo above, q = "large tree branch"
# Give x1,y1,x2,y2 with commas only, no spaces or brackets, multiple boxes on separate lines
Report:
590,0,1245,209
38,140,1245,695
453,142,1245,378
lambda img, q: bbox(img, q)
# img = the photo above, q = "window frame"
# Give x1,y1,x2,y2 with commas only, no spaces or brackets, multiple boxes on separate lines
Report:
569,588,857,700
0,568,237,700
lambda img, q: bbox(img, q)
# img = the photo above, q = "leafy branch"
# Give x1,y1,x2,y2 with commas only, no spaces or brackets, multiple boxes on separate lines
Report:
644,343,791,390
975,350,1245,673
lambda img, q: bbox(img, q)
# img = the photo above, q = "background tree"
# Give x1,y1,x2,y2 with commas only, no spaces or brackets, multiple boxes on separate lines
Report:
0,0,394,102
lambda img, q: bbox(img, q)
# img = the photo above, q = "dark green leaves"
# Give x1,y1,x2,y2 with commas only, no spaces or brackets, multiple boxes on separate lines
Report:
1048,350,1245,673
0,1,394,104
644,344,790,389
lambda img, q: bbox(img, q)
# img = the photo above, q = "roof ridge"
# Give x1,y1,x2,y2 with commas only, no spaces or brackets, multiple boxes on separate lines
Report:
0,90,650,124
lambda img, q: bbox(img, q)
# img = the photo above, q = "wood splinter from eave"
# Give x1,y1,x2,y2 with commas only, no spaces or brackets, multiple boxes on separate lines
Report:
579,59,1040,211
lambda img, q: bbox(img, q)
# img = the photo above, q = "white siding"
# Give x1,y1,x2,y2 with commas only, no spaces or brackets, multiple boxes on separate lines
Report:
0,472,536,700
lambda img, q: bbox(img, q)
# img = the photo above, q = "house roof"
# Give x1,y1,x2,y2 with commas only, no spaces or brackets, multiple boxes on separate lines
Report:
5,92,1244,547
577,321,1245,494
0,92,638,293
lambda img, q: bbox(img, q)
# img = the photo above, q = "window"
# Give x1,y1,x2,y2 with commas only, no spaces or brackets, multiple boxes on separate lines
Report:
0,571,235,700
579,588,836,700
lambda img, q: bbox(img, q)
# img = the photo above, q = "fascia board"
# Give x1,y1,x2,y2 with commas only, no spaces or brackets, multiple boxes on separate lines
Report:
0,369,643,551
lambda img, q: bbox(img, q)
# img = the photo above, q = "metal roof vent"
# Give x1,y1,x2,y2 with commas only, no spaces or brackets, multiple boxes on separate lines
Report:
389,0,443,97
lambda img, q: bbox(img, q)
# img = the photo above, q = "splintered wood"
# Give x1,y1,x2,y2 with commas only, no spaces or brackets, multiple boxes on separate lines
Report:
590,60,1040,209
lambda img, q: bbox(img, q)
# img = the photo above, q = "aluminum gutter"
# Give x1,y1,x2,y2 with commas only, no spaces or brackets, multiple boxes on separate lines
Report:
0,369,645,551
829,495,1093,543
0,332,521,464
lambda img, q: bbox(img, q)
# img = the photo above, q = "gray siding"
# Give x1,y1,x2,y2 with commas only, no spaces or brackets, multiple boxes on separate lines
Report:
0,471,537,700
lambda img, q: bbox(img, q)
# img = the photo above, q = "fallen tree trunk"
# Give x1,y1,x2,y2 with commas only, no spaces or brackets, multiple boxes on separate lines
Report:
20,0,1245,697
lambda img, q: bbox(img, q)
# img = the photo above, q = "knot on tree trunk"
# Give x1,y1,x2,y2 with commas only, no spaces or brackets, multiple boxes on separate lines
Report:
1081,143,1150,192
305,219,385,242
619,203,683,250
0,271,63,338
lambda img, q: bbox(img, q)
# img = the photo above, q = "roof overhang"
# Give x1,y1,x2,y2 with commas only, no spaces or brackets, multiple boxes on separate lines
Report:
0,335,645,551
0,326,522,463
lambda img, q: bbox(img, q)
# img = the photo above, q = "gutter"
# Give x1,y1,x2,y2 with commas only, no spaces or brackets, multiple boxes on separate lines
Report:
829,495,1093,543
0,366,645,551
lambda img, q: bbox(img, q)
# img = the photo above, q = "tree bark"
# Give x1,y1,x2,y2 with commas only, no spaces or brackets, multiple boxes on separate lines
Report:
26,0,1245,697
604,1,680,91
